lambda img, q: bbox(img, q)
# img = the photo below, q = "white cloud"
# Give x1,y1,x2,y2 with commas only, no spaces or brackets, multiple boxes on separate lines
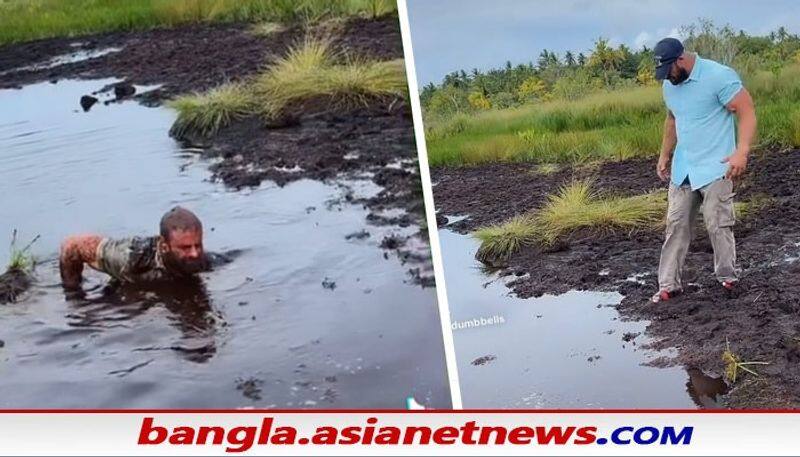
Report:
633,31,652,49
630,27,684,50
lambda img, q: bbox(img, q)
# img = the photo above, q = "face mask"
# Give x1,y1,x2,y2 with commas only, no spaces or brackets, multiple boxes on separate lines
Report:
668,66,689,85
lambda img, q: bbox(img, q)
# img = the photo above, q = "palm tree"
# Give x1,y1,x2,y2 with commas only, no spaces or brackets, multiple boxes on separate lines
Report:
587,38,623,73
565,50,576,67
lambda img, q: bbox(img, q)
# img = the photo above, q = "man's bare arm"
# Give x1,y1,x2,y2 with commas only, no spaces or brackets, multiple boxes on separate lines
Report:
722,88,757,179
59,234,103,289
657,111,677,181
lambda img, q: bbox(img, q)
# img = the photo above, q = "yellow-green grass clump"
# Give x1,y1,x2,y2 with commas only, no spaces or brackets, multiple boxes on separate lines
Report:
169,83,255,138
168,38,407,136
255,38,407,118
473,215,538,263
250,21,286,36
535,180,666,244
535,163,560,175
475,181,667,260
723,338,769,383
7,230,39,272
474,180,767,260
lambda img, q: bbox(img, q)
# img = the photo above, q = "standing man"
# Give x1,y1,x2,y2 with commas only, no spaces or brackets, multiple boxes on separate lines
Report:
652,38,757,303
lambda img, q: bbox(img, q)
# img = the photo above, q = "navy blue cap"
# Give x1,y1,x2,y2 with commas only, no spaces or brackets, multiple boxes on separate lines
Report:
653,38,684,80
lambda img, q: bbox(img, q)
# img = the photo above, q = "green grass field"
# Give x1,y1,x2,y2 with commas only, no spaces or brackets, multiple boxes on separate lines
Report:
426,65,800,168
0,0,396,46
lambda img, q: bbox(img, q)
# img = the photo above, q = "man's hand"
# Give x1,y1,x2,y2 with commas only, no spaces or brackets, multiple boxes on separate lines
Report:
657,154,671,181
59,234,103,289
724,88,755,180
722,149,748,179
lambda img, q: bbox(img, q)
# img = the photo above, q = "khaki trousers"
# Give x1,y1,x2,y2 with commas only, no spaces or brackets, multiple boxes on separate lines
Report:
658,177,737,291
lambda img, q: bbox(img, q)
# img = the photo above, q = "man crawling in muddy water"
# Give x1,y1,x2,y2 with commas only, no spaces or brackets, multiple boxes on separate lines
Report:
59,206,212,290
651,37,757,303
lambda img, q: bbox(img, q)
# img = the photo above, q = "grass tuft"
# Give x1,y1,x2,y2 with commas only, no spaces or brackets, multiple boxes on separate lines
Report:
535,181,666,244
8,230,39,272
166,37,407,134
535,163,560,175
474,181,768,260
250,21,285,36
723,338,770,384
168,83,255,137
473,181,667,259
474,215,538,263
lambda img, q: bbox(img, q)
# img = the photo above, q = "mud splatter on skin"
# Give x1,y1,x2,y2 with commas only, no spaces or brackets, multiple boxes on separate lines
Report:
433,149,800,408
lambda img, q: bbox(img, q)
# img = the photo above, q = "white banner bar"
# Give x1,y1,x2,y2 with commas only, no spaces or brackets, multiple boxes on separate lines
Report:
0,410,795,456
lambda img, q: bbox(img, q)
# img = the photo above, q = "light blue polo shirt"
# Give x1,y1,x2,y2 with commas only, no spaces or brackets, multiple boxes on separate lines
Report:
662,56,743,190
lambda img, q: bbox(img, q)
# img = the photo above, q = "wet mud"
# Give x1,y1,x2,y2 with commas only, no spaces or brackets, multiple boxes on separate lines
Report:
0,268,31,304
0,16,402,99
433,149,800,408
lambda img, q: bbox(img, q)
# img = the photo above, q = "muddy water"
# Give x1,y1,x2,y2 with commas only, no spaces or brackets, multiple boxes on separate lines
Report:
440,227,718,408
0,79,449,408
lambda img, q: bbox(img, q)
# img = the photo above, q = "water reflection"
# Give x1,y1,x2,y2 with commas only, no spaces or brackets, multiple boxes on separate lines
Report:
440,227,697,408
686,367,729,408
65,277,221,363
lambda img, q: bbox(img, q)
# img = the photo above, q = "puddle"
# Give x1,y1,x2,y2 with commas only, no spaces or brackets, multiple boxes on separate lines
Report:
625,272,651,285
384,158,415,170
440,228,702,408
0,79,450,408
0,47,122,77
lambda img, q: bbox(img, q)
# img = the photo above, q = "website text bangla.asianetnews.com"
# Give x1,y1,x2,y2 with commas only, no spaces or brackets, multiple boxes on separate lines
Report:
137,416,693,451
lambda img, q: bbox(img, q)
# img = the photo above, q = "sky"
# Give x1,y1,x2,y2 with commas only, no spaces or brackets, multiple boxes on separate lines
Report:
406,0,800,86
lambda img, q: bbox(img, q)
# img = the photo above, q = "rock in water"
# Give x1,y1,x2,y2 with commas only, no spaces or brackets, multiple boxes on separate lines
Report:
114,82,136,99
80,95,98,112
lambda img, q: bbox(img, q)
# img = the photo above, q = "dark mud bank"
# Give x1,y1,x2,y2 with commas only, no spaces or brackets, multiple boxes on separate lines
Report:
0,268,31,304
0,16,403,100
433,149,800,407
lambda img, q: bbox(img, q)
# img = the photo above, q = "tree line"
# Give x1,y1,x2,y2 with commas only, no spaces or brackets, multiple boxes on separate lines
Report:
420,20,800,118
